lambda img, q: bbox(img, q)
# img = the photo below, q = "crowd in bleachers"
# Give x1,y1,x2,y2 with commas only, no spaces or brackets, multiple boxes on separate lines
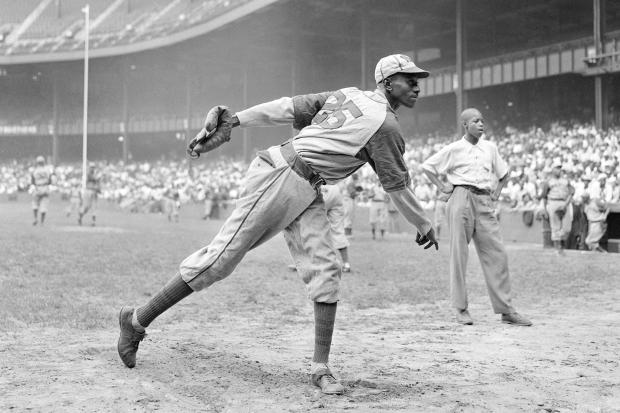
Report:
0,158,246,217
399,122,620,211
2,122,619,217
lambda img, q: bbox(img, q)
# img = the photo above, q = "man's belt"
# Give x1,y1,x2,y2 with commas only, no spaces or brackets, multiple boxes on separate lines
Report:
455,184,491,196
547,197,566,201
279,141,326,190
371,199,385,203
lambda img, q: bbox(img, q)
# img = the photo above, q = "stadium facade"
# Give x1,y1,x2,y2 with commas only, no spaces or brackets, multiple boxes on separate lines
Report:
0,0,619,163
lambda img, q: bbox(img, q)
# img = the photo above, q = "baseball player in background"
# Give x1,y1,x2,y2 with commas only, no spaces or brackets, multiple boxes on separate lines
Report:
162,186,181,223
422,108,532,327
117,54,438,395
65,179,82,219
342,174,363,236
30,155,54,226
289,184,351,272
321,184,352,272
367,177,389,240
540,161,574,255
78,163,101,226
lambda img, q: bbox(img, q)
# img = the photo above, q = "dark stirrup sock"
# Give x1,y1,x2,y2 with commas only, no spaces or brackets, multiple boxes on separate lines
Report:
136,273,193,328
313,301,337,364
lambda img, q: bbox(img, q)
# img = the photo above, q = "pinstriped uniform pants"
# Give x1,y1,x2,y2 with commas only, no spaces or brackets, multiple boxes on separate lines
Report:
179,146,342,303
446,186,515,314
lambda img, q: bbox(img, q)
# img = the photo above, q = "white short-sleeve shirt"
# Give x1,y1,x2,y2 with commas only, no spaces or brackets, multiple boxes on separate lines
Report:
422,136,509,192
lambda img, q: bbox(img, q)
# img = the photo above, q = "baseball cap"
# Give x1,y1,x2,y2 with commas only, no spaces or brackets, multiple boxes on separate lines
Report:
374,54,430,84
36,156,45,163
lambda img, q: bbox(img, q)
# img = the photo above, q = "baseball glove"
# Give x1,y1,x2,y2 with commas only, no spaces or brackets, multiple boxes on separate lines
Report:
187,105,234,159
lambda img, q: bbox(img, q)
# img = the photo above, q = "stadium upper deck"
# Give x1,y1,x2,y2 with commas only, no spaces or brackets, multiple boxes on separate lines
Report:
1,0,620,63
0,0,256,59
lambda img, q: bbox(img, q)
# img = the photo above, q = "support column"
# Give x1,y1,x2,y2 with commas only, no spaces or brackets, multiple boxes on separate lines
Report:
185,61,193,175
455,0,467,132
243,62,249,162
121,60,130,163
360,3,368,90
51,69,59,165
291,36,298,137
593,0,607,130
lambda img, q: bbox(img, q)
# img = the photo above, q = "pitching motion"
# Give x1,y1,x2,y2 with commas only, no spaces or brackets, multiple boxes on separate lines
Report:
118,54,445,397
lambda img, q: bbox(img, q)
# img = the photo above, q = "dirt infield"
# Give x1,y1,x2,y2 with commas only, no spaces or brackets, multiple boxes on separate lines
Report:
1,200,619,412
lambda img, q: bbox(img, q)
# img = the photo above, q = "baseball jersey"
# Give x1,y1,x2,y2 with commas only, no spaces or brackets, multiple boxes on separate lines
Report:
369,184,388,202
321,184,343,211
31,166,52,195
422,136,508,192
237,87,411,192
85,170,101,192
543,177,571,200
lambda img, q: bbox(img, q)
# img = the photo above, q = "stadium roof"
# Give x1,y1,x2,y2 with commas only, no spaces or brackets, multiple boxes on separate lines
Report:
1,0,619,66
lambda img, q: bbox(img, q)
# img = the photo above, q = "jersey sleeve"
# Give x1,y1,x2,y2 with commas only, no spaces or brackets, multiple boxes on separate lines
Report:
291,91,334,130
234,91,333,130
235,97,295,127
360,114,410,192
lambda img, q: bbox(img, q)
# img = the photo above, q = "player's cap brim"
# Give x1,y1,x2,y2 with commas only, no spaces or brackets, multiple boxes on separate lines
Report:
399,63,430,78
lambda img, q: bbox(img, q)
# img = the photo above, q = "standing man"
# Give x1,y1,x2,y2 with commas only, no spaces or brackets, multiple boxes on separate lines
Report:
342,174,363,236
117,54,438,395
422,108,531,327
368,177,389,240
288,184,352,272
79,163,102,226
30,155,54,226
541,161,574,254
321,184,352,272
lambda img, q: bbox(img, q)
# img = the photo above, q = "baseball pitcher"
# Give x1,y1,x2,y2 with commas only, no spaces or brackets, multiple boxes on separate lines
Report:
117,54,438,395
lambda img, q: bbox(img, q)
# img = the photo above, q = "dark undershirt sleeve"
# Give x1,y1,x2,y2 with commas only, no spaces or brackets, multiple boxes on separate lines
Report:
291,91,334,130
358,116,411,192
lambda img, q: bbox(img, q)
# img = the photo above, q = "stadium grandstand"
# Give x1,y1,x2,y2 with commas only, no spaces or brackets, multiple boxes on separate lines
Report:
0,0,619,163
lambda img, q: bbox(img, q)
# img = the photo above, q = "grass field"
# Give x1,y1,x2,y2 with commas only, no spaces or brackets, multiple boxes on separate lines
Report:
1,197,619,412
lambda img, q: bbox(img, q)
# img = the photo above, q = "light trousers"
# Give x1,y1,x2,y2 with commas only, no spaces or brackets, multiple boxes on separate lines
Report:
447,187,514,314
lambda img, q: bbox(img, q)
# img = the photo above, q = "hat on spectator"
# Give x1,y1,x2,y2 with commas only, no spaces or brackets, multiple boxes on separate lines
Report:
598,173,607,180
36,156,45,164
375,54,430,84
552,160,562,169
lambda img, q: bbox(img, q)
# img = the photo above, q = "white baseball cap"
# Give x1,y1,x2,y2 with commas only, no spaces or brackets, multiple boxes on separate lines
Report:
374,54,430,84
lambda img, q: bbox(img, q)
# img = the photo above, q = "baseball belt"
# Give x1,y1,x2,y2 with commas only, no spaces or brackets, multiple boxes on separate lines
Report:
454,184,491,196
279,141,326,191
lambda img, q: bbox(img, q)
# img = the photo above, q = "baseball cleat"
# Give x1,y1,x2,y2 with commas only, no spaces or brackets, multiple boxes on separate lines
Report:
342,263,351,273
311,365,345,395
456,309,473,325
117,306,146,368
501,312,532,326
